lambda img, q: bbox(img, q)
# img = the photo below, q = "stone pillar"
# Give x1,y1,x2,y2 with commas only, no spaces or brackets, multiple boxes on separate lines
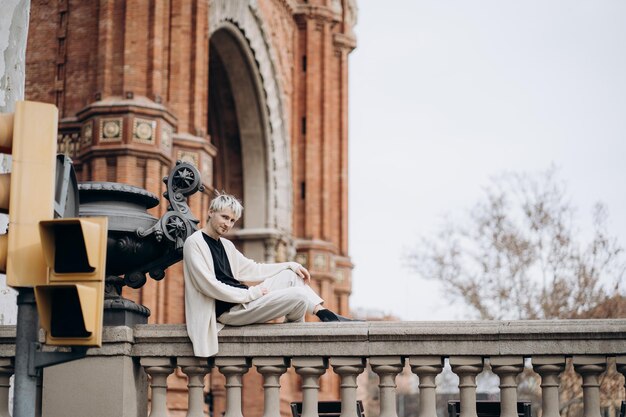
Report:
330,357,366,417
450,356,484,417
179,357,213,417
491,357,524,417
141,357,176,417
254,358,290,417
44,353,148,417
370,357,405,417
216,357,251,417
293,357,329,417
573,356,607,417
533,356,566,417
410,356,443,417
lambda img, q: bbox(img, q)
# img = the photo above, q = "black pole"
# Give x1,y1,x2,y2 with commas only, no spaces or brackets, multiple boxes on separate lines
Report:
13,288,39,417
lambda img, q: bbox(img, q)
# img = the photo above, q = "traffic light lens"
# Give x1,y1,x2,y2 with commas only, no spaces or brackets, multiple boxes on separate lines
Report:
53,223,95,273
49,286,91,338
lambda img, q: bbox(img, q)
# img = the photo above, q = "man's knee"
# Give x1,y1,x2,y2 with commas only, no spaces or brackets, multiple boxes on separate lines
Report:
285,292,307,322
274,269,303,287
287,286,310,303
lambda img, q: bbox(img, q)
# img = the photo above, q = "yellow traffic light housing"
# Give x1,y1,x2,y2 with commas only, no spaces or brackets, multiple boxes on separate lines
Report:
35,218,108,347
0,100,57,287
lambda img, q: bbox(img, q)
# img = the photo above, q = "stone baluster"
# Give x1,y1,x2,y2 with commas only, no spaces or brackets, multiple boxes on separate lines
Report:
450,356,484,417
370,357,405,417
254,358,290,417
410,356,443,417
533,356,566,417
573,356,607,417
293,357,329,417
179,357,214,417
216,357,251,417
140,357,176,417
0,359,13,417
490,357,524,417
617,356,626,397
331,357,366,417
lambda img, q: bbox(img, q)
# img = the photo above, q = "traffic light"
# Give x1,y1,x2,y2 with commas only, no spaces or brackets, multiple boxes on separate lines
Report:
0,101,108,347
35,217,108,346
0,100,57,286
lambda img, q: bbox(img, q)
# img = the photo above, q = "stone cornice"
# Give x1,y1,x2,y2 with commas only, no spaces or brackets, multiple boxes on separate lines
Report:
4,319,626,358
77,145,173,167
172,133,217,157
333,32,357,52
293,4,342,24
294,238,339,253
75,96,178,127
127,319,626,358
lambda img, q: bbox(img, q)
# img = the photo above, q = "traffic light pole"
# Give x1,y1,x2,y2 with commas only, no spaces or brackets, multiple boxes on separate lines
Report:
13,288,39,417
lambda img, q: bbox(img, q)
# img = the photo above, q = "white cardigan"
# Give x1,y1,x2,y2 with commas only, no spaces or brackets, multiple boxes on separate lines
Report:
183,230,298,357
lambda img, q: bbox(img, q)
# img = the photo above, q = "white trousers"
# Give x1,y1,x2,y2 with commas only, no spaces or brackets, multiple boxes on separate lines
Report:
217,270,324,326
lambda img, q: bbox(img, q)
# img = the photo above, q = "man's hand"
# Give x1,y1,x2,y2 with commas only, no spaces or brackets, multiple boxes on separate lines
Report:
260,286,269,296
294,265,311,284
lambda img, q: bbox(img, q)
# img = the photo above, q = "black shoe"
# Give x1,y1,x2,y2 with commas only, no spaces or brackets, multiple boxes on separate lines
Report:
316,309,363,322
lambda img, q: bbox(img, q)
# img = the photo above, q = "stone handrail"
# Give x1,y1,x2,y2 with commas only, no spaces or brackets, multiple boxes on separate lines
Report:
0,320,625,416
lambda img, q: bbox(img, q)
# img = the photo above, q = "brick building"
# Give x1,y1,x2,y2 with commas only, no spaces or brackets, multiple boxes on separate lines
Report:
24,0,357,414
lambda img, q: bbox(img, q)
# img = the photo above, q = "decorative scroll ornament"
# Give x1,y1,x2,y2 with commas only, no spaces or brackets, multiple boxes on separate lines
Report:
127,161,204,288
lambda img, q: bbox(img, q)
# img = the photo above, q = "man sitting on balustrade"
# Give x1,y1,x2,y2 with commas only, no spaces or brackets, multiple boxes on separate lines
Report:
183,192,354,357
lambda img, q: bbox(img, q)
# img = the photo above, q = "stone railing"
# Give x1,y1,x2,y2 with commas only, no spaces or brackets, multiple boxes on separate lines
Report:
0,320,626,416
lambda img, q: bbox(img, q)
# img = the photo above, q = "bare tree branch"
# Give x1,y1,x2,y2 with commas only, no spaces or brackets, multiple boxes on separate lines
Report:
405,168,626,320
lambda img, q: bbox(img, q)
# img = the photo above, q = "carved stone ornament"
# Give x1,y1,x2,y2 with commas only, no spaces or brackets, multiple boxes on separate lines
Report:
81,121,93,146
176,150,199,168
133,117,156,144
160,123,173,153
100,118,123,142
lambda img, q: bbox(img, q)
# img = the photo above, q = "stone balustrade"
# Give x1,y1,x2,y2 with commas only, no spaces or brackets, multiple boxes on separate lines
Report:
0,320,625,416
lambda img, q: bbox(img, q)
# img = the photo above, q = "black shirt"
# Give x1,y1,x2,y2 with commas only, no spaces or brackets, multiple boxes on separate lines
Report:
202,232,248,317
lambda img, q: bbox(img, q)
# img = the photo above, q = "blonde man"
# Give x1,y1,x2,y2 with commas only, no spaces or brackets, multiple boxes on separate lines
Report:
183,193,352,357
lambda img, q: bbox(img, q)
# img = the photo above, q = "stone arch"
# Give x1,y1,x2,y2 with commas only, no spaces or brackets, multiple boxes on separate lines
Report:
208,0,292,260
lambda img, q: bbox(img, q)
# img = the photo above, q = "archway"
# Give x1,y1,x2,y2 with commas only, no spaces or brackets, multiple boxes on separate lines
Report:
208,5,292,261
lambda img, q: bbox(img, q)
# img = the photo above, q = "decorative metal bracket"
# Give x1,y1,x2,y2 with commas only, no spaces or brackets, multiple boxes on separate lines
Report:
126,161,204,288
28,343,88,377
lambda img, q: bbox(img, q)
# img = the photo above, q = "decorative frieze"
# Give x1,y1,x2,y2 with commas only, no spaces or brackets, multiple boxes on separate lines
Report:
295,253,308,268
160,123,173,154
81,121,93,146
57,131,80,158
100,118,123,143
176,150,199,168
132,117,156,144
200,153,212,186
313,253,327,270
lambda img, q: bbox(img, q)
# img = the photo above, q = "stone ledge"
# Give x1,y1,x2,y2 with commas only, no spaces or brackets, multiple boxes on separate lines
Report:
3,320,626,358
130,319,626,358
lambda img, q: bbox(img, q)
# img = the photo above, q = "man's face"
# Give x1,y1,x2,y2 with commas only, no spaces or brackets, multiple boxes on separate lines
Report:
207,208,238,237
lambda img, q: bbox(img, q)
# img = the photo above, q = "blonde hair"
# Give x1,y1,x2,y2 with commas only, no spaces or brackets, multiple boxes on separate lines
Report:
209,192,243,220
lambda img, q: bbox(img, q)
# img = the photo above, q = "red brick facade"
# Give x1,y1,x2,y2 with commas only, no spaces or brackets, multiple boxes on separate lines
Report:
25,0,356,415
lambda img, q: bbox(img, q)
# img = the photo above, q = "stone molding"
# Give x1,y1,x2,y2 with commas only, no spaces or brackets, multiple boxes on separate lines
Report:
208,0,292,236
123,319,626,358
2,319,626,361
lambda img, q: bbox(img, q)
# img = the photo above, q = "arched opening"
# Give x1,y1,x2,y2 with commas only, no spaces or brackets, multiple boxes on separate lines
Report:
208,35,245,210
208,25,270,260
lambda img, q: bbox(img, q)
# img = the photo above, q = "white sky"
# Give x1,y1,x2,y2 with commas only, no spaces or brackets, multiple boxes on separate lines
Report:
348,1,626,320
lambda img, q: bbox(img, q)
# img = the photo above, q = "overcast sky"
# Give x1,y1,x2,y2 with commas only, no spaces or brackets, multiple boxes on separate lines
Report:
348,1,626,320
